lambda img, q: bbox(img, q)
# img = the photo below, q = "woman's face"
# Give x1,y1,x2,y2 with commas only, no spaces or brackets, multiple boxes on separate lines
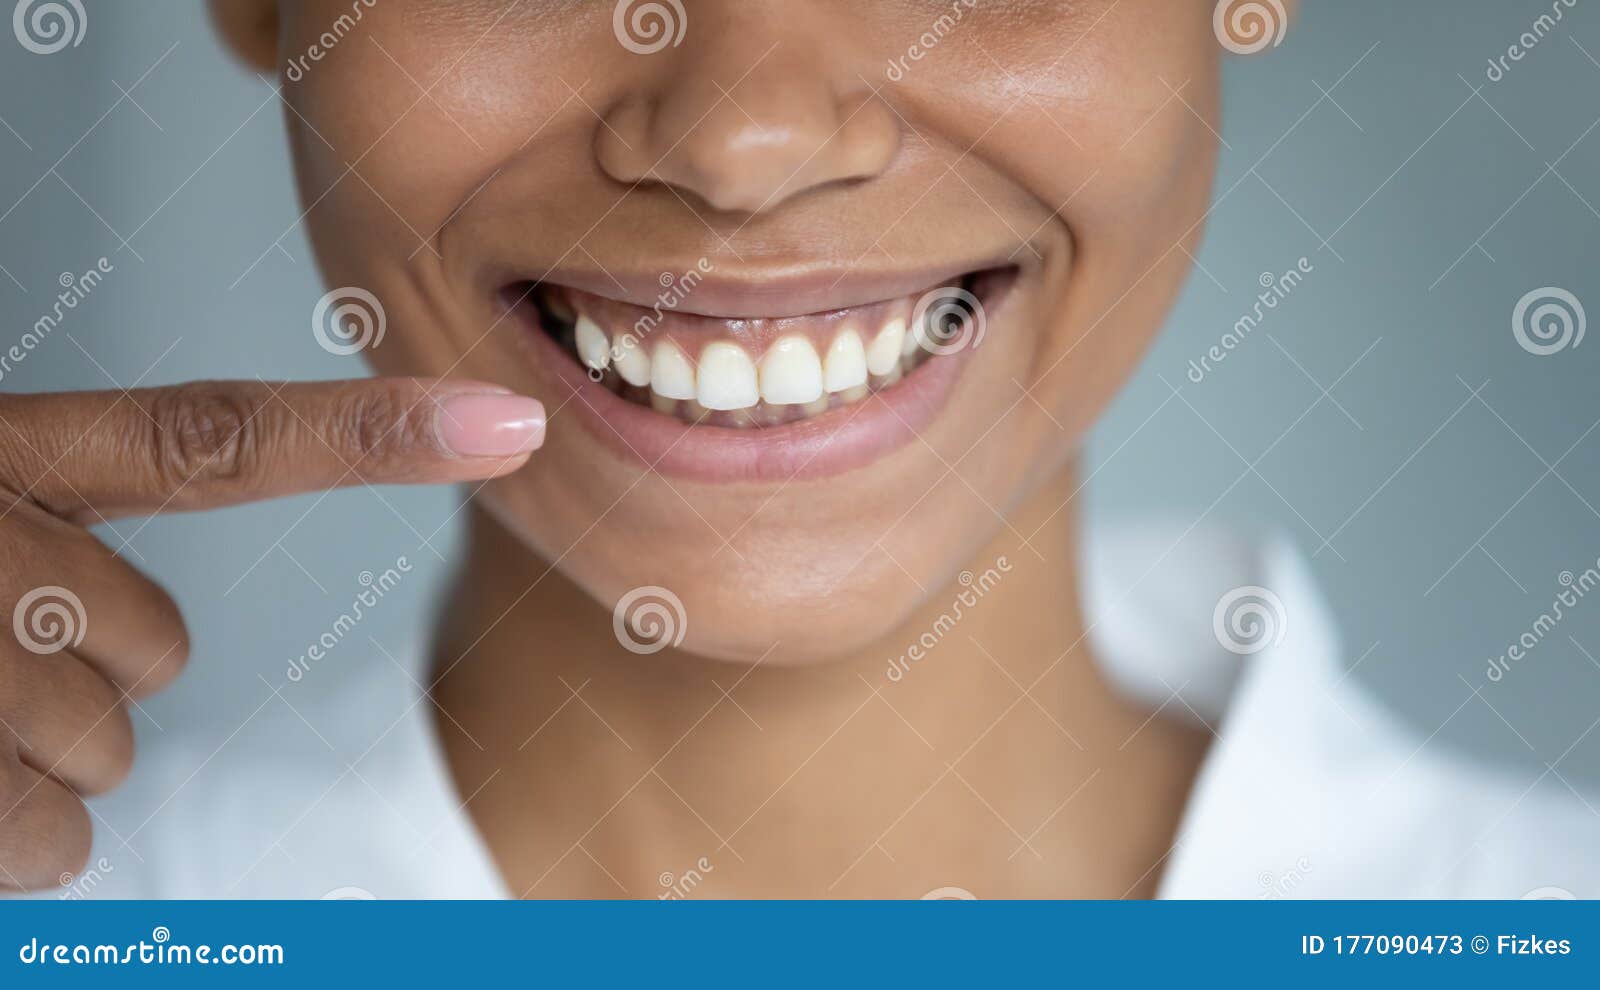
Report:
263,0,1225,663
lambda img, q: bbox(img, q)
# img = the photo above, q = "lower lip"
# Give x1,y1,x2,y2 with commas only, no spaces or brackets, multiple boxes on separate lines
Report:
512,306,974,484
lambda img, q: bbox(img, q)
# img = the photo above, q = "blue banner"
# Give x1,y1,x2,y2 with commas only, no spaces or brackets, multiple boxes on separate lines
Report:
2,900,1594,986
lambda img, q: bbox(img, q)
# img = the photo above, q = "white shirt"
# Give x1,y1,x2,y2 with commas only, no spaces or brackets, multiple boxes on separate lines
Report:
45,525,1598,900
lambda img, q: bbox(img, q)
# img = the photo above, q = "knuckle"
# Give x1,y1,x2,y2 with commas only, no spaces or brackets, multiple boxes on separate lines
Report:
331,385,432,466
149,384,263,489
0,762,91,887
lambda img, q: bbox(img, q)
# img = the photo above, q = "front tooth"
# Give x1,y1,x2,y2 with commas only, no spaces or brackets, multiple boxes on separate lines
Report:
902,318,923,358
866,318,905,377
824,328,868,393
576,315,610,372
696,342,759,410
613,335,651,387
759,336,823,405
651,340,697,399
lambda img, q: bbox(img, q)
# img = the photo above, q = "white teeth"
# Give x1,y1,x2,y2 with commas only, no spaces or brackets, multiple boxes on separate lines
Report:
759,336,824,405
902,319,923,358
696,341,759,410
579,307,935,426
613,336,652,387
823,328,868,394
576,315,610,372
650,340,697,400
866,318,905,377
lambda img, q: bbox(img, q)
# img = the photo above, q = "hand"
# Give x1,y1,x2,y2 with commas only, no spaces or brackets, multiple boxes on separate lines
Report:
0,377,544,890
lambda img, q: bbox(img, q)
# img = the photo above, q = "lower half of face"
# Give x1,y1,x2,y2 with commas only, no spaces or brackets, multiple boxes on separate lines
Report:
281,0,1222,663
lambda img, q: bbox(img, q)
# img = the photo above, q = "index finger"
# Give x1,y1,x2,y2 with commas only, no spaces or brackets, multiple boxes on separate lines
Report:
0,377,545,520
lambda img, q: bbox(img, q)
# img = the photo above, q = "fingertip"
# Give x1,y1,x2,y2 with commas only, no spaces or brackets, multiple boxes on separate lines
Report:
435,393,546,458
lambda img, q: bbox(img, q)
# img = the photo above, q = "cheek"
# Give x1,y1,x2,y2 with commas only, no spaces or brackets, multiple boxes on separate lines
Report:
967,11,1221,434
280,9,580,268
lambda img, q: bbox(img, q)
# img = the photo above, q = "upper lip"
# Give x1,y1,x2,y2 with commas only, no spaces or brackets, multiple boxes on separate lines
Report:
505,256,1020,320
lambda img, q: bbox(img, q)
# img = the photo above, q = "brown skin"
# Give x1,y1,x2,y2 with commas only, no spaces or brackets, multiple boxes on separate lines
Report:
0,0,1291,893
0,378,536,889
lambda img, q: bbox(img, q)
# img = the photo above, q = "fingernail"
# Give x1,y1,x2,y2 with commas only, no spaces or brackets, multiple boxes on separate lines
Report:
436,393,546,457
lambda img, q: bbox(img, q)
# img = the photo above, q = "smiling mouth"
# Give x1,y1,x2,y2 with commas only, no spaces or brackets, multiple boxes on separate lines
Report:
507,266,1016,430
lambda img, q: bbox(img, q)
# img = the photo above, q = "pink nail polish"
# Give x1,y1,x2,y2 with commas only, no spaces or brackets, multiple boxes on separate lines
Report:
436,394,546,457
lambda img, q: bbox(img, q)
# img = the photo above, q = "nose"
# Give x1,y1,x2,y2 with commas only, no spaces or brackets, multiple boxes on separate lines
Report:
596,26,899,215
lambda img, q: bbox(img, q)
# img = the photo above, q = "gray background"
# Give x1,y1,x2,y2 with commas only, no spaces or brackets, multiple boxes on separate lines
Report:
1,0,1597,788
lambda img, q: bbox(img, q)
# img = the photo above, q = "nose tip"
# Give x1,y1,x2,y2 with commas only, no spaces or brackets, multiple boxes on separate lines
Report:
597,69,898,215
